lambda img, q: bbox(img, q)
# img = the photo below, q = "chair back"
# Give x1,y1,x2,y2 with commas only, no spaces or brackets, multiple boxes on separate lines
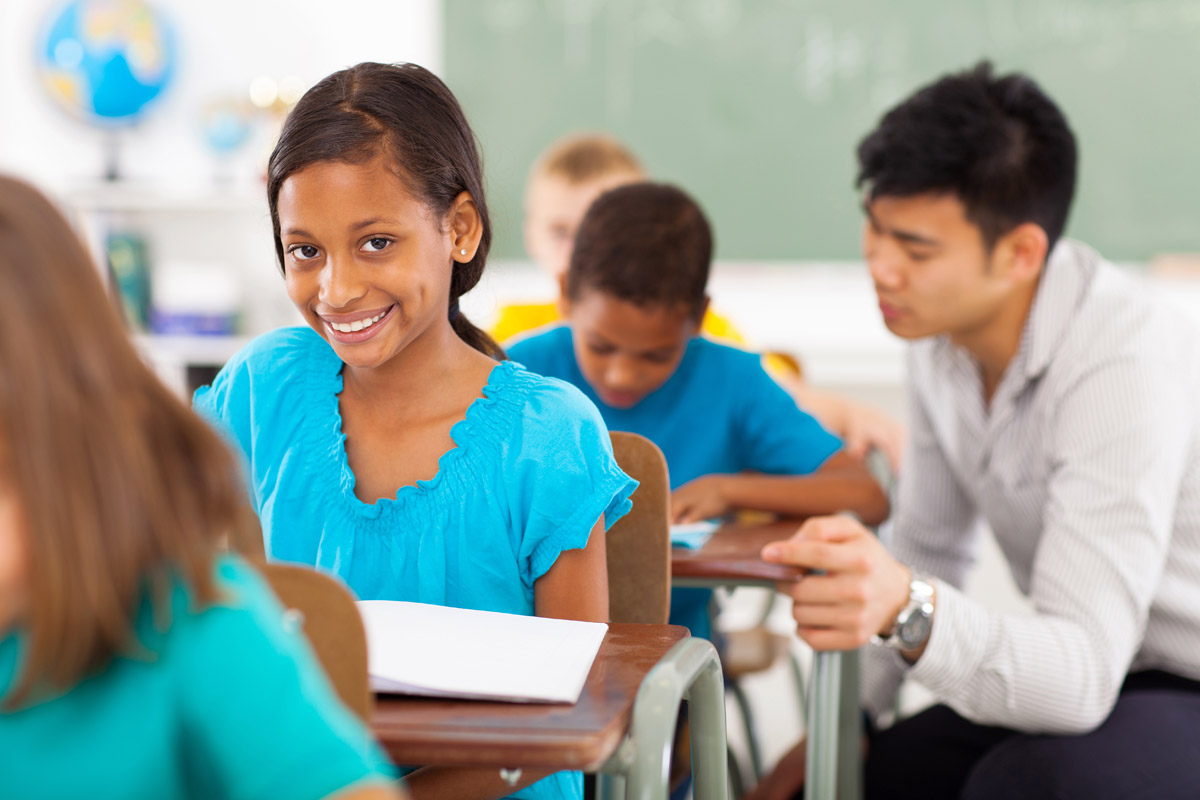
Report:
260,562,373,723
607,431,672,624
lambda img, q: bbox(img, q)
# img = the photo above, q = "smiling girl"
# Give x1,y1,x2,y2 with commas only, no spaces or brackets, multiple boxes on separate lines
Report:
194,63,634,800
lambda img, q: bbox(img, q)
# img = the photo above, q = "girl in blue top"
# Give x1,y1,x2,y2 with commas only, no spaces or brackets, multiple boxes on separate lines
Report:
195,63,635,800
0,175,400,800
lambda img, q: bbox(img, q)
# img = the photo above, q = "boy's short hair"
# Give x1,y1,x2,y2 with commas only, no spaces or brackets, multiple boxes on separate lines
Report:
530,132,645,185
567,182,712,320
856,61,1077,253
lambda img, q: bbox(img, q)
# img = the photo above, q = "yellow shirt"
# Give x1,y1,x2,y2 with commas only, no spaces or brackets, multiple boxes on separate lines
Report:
490,301,562,344
491,301,800,377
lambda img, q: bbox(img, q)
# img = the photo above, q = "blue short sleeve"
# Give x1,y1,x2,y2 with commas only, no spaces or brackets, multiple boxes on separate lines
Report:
734,354,843,474
173,557,394,799
504,378,638,588
192,328,334,512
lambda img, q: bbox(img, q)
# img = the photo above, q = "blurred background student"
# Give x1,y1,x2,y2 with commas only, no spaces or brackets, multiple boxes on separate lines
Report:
509,181,889,643
500,132,906,469
0,174,402,800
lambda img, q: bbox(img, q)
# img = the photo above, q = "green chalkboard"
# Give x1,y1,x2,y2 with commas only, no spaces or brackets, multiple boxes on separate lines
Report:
445,0,1200,262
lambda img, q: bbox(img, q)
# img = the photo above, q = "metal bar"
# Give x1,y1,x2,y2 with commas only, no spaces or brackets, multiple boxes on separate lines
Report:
624,637,729,800
595,773,627,800
805,649,842,800
837,650,862,800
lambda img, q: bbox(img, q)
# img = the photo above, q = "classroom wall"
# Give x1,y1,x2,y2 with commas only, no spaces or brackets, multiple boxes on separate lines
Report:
445,0,1200,262
0,0,443,191
0,0,444,362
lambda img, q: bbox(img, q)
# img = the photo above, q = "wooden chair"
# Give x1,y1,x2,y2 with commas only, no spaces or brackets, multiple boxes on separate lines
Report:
607,431,672,624
259,562,374,724
598,432,678,798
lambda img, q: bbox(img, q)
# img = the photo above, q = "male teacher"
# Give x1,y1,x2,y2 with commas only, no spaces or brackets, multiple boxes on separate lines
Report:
755,62,1200,799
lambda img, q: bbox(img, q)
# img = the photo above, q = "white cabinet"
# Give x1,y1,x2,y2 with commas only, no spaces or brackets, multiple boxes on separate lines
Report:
63,183,301,395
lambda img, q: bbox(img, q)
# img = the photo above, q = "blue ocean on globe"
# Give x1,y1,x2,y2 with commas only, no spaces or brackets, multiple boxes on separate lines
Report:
37,0,176,126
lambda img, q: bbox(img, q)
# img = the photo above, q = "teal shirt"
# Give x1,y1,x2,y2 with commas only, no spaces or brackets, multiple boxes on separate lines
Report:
509,327,843,640
195,327,636,800
0,555,393,799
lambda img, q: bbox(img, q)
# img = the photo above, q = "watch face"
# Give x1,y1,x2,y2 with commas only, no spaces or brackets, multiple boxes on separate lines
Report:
898,606,932,649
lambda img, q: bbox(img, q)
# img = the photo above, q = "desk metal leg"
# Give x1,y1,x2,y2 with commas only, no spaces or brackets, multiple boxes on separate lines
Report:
805,515,871,800
605,636,728,800
836,650,862,800
596,773,626,800
805,650,841,800
804,648,863,800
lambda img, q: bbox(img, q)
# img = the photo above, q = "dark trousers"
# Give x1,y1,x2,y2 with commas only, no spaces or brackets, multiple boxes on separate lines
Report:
863,671,1200,800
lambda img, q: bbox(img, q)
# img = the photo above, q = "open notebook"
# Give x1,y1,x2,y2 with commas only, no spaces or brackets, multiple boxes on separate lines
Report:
670,519,720,550
356,601,608,704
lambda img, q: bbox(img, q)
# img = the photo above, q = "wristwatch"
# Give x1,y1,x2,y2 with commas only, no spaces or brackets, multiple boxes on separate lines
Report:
873,572,935,651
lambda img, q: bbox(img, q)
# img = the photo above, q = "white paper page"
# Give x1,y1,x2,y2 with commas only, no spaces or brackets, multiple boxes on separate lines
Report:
356,601,608,704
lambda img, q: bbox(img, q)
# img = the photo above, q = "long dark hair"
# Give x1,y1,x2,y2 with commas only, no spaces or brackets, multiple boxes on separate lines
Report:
267,62,504,359
0,175,248,710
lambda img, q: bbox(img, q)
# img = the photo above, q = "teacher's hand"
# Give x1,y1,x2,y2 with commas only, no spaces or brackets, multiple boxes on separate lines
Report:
762,515,910,650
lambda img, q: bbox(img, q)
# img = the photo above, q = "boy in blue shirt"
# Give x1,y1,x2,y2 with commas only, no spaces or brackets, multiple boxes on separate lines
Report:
508,182,889,639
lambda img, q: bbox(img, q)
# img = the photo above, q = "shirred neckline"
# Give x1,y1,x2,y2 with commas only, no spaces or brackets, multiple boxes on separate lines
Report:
300,346,524,518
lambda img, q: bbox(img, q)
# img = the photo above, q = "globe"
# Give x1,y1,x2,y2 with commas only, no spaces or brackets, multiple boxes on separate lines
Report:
199,99,254,155
36,0,177,127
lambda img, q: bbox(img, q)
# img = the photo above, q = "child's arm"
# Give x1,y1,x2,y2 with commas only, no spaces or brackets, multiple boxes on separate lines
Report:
788,382,907,473
768,367,906,473
401,519,609,800
534,517,609,622
670,451,889,525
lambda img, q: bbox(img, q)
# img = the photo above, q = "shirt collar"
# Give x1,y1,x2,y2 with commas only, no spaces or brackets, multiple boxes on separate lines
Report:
1022,238,1098,381
929,238,1098,385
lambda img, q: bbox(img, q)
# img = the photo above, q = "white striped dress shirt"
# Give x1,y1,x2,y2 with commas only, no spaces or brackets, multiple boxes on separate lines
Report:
863,240,1200,735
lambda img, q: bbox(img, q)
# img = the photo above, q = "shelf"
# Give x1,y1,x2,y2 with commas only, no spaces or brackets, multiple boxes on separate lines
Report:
62,183,267,214
134,333,251,366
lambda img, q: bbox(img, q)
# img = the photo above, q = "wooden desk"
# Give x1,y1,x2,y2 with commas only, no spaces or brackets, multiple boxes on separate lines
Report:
372,624,728,799
671,518,804,588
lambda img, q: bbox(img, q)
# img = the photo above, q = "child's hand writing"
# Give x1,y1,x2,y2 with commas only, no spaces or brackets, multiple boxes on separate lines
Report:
670,476,731,523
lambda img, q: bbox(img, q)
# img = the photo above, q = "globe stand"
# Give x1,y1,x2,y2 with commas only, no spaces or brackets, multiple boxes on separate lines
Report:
102,132,123,182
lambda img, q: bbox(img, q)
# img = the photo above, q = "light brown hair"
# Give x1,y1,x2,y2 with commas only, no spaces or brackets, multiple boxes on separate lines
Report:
530,132,645,185
0,175,247,709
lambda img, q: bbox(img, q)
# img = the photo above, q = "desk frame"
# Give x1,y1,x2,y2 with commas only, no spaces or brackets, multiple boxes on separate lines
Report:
671,568,862,800
594,637,728,800
374,628,729,800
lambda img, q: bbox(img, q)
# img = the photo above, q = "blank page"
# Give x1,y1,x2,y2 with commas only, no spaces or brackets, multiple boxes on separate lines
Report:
356,601,608,704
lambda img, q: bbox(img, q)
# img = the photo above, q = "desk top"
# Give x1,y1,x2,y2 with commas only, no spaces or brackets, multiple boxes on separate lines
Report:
371,623,688,771
671,518,805,584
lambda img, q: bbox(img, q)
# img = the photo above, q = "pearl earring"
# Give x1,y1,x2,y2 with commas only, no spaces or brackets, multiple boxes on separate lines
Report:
460,249,468,256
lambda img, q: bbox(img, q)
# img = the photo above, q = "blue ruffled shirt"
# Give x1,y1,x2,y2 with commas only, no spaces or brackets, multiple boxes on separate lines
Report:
195,327,636,800
509,327,843,639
